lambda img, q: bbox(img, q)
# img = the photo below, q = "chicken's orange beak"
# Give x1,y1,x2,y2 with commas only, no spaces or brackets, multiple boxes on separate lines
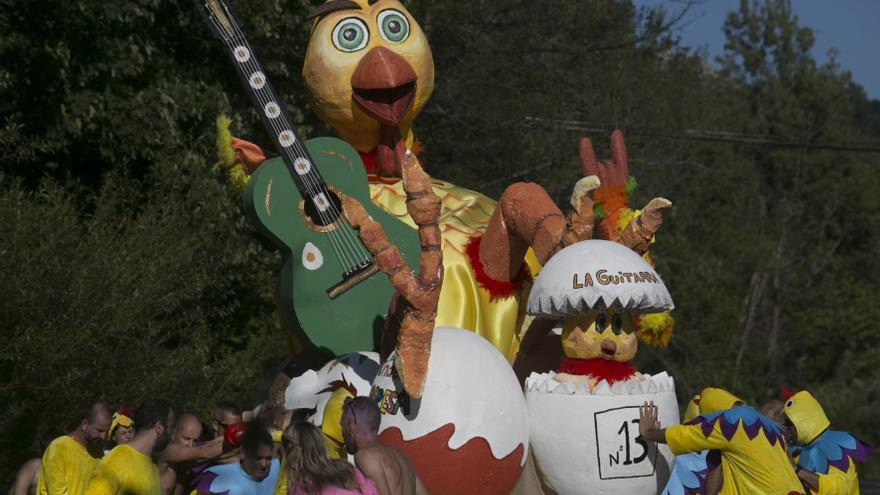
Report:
350,46,417,126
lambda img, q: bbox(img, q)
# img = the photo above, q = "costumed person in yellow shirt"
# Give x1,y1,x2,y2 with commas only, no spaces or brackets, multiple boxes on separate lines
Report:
105,407,134,453
661,388,746,495
85,399,175,495
37,403,110,495
780,391,872,495
640,391,805,495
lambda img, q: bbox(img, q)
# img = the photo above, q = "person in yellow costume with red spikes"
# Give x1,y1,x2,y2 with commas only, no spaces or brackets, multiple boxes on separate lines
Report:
641,388,805,495
780,390,872,495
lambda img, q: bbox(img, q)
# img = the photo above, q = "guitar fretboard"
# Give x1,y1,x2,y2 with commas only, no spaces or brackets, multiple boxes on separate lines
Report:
202,0,334,216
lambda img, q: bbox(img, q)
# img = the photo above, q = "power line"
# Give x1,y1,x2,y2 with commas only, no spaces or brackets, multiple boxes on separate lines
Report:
524,117,880,153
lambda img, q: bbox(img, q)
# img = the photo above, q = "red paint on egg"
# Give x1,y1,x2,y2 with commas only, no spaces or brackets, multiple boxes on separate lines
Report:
378,423,525,495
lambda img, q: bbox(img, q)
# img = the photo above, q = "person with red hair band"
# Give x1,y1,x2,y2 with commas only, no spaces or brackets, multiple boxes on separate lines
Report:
106,407,135,452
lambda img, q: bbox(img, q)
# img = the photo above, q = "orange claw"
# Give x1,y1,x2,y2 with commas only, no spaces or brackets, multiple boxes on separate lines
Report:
342,150,442,399
620,197,672,255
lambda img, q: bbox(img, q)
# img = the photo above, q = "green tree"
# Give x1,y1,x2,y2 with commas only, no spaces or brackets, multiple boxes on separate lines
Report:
0,0,315,482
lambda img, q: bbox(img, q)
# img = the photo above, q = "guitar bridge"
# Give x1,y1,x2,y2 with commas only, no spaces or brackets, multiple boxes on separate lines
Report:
326,261,380,299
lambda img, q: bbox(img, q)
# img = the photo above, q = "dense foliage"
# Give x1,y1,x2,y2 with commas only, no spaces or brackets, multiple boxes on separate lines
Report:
2,0,879,484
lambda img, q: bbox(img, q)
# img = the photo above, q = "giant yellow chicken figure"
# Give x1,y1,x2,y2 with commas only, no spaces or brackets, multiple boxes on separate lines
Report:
224,0,672,360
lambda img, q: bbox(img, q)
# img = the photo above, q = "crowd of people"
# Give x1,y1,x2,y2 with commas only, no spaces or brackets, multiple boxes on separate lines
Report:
10,397,425,495
10,387,872,495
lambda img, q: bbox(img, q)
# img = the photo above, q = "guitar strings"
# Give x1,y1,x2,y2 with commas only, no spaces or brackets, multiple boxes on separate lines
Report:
208,8,358,268
218,9,374,271
212,11,371,272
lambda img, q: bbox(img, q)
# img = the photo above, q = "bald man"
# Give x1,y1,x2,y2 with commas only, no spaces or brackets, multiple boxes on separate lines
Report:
37,403,110,495
160,414,204,495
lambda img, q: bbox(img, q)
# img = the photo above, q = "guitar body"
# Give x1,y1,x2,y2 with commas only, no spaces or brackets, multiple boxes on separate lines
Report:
243,137,420,355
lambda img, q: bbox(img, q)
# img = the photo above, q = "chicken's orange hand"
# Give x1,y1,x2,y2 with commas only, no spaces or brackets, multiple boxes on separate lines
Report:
579,129,629,187
230,137,267,174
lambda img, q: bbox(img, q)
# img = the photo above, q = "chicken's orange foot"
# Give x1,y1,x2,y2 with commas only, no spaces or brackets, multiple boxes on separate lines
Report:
342,150,441,399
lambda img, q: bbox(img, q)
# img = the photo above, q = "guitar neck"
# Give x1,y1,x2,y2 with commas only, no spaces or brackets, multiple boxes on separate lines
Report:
200,0,332,211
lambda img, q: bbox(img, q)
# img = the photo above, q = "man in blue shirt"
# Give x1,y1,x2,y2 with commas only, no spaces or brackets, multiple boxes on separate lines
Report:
193,425,279,495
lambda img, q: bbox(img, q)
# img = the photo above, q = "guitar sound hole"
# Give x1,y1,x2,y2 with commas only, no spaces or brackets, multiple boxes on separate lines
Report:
303,188,343,227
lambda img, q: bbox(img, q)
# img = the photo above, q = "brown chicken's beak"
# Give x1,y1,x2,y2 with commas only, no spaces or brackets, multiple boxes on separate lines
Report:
351,46,417,126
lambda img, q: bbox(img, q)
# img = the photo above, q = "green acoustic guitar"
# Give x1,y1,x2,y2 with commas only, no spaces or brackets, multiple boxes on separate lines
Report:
196,0,419,355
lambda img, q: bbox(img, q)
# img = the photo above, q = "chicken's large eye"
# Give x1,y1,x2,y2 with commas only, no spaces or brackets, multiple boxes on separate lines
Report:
611,314,624,334
594,313,607,331
377,9,409,43
332,18,369,52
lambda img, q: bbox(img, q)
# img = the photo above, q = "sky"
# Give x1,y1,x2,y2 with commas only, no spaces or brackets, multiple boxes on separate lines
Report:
633,0,880,99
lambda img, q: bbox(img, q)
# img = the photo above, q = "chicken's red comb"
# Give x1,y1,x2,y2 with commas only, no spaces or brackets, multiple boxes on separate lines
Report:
780,386,795,401
116,405,134,416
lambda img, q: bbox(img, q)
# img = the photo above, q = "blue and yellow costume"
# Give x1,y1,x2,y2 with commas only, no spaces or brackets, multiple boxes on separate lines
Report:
664,388,804,495
784,391,872,495
661,388,741,495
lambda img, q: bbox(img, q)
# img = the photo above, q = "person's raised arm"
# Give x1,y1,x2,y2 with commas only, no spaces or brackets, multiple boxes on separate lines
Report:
156,439,227,464
639,401,732,456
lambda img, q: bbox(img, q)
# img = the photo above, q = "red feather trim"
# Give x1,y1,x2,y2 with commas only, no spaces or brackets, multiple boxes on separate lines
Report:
558,357,636,384
593,186,629,217
358,149,379,175
464,235,532,301
780,386,795,401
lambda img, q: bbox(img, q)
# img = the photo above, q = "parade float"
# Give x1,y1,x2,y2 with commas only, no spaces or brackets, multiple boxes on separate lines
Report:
197,1,680,493
214,0,675,362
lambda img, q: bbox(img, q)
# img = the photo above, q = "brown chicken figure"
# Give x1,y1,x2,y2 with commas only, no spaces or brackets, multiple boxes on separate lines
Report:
222,0,674,369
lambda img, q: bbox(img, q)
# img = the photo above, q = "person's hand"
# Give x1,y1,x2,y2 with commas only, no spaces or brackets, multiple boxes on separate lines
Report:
223,422,248,449
639,401,661,437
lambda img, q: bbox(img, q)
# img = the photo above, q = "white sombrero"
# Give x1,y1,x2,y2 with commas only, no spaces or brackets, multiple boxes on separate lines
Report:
527,240,674,317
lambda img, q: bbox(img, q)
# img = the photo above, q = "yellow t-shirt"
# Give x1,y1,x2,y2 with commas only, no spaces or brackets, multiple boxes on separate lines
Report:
36,436,102,495
665,409,804,495
85,445,160,495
